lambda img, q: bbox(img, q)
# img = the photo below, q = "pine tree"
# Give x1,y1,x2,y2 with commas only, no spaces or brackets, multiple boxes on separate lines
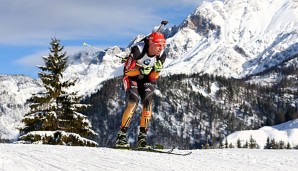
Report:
202,142,210,149
278,140,285,149
19,38,97,146
237,139,242,148
286,142,291,149
244,140,249,148
225,139,228,148
218,137,224,149
249,135,257,149
270,138,278,149
264,137,271,149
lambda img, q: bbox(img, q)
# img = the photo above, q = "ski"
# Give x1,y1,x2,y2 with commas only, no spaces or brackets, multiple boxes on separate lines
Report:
134,147,174,154
113,147,191,156
143,148,191,156
113,147,172,152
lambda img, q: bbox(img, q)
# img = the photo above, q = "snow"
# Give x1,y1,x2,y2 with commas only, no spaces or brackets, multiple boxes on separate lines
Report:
61,46,128,97
225,119,298,148
18,131,98,146
0,75,43,140
0,144,297,171
164,0,298,78
210,81,220,96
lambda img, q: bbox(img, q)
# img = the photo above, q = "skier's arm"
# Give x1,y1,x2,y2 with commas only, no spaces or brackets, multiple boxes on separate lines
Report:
148,53,166,81
124,47,141,77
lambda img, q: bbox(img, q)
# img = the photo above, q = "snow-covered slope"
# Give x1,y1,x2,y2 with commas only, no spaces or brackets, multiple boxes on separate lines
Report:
165,0,298,78
1,144,298,171
0,75,42,140
62,47,126,96
225,119,298,148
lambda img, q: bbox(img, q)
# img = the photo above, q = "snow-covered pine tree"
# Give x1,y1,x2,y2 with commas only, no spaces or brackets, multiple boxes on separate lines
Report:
244,140,249,148
286,142,291,149
249,135,257,149
19,38,98,147
270,138,278,149
264,137,271,149
236,139,242,148
224,139,228,148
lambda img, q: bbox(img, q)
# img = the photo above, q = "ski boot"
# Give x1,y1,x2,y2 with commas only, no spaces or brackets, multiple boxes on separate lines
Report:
115,130,129,148
137,131,151,149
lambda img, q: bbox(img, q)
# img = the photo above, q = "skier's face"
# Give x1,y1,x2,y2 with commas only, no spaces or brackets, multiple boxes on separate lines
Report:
150,42,165,55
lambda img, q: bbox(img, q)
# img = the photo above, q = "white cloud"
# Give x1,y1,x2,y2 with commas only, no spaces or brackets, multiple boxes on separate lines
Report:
0,0,203,46
14,45,89,67
14,52,46,67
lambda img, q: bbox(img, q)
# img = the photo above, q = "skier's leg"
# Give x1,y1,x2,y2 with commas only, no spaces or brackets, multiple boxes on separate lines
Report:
140,83,154,130
138,83,154,148
140,95,153,130
116,78,139,147
120,80,139,130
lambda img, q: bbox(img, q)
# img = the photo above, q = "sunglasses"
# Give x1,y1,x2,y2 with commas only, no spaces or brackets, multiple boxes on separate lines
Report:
151,42,165,48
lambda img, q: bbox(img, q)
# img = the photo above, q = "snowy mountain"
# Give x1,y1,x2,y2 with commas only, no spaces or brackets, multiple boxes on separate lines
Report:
64,0,298,95
62,46,128,96
225,119,298,148
0,75,42,140
165,0,298,78
1,0,298,145
50,0,297,96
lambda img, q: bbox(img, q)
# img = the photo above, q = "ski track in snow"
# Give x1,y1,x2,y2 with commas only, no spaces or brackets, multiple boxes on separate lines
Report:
1,144,298,171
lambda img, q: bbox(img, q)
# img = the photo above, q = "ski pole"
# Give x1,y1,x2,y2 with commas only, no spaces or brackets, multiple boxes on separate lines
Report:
116,54,142,67
115,54,128,63
82,42,102,51
156,20,169,32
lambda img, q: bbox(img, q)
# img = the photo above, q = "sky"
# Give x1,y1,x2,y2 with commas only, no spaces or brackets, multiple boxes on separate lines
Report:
0,0,208,78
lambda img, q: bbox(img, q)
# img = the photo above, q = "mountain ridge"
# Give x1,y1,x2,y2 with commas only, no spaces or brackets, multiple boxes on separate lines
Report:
1,0,297,144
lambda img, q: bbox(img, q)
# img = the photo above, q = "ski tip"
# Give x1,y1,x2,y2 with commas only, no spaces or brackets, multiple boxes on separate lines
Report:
183,151,192,156
113,147,131,150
